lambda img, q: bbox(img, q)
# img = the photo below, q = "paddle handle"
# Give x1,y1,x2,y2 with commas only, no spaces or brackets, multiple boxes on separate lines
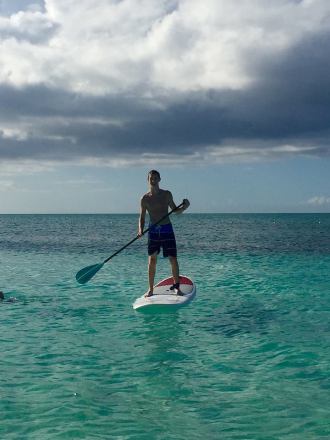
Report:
103,202,185,264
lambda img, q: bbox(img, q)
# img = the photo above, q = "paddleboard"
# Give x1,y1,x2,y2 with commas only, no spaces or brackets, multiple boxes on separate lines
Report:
133,275,196,312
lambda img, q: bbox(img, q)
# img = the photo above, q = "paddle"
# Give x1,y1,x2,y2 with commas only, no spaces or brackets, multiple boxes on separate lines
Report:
76,202,185,284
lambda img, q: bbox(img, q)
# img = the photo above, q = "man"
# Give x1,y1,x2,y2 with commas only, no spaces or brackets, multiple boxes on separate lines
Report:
138,170,190,297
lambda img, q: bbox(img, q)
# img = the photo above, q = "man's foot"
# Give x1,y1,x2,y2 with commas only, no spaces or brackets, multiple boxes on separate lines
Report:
144,290,154,298
170,283,184,296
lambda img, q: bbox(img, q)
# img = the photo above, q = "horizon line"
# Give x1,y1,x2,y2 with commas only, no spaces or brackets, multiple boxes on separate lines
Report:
0,212,329,215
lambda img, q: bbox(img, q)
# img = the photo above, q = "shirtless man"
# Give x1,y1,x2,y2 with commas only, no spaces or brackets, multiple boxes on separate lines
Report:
138,170,190,297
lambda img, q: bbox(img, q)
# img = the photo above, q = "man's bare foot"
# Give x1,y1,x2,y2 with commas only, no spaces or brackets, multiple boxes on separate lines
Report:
144,290,154,297
170,283,184,296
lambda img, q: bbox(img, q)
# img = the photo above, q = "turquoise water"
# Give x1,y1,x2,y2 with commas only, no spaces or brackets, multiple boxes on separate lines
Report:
1,214,330,439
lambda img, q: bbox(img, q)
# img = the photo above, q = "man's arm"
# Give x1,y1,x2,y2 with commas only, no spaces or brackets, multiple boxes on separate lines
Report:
168,191,190,214
138,197,147,236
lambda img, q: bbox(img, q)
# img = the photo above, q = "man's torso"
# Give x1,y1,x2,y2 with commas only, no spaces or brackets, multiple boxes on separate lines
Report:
142,189,171,225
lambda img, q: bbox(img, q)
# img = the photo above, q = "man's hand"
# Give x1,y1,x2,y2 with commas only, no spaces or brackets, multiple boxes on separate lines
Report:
174,199,190,214
182,199,190,210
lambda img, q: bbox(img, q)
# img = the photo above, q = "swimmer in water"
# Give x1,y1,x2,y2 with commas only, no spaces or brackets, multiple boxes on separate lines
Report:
0,291,17,303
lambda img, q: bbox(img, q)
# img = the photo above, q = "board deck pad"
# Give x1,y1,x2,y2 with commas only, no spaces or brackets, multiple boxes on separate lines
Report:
133,275,196,311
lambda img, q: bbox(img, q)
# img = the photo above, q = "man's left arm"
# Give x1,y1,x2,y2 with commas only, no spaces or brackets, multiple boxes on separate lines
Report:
168,191,190,214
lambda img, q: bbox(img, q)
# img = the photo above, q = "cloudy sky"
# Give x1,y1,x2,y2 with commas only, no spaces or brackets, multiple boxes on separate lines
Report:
0,0,329,213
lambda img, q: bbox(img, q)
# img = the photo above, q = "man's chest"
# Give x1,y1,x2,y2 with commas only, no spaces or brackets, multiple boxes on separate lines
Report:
145,193,168,211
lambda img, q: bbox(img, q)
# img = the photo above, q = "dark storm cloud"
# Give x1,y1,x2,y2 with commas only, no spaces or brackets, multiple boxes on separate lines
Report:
1,28,330,162
240,30,330,139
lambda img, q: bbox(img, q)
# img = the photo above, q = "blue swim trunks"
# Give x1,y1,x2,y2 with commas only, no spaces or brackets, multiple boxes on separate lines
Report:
148,223,177,257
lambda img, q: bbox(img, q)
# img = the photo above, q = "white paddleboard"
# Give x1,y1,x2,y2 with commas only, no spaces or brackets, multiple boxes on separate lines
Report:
133,275,196,312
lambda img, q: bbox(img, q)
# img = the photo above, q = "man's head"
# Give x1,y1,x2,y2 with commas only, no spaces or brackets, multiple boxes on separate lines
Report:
147,170,161,185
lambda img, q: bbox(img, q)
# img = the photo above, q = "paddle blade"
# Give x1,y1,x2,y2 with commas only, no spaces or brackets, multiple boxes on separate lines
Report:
76,262,104,284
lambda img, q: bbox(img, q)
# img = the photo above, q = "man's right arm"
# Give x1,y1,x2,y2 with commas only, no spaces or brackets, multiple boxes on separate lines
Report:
138,197,146,236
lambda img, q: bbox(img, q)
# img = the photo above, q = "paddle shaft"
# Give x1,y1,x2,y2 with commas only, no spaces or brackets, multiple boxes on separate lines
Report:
102,202,184,264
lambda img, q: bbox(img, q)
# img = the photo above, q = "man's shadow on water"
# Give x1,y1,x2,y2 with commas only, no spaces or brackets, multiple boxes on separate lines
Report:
133,312,194,406
200,298,277,338
137,311,184,347
135,312,190,369
135,297,277,342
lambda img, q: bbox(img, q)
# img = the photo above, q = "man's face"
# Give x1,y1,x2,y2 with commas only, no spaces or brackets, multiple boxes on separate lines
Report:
148,172,160,186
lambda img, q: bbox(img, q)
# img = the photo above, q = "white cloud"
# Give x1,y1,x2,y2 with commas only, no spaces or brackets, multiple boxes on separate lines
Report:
46,141,317,167
0,159,55,176
0,124,29,140
206,143,319,163
0,179,16,191
1,0,330,93
307,195,330,205
0,7,55,48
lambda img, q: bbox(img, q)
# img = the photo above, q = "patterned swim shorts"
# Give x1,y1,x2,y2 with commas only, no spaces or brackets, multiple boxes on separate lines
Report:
148,223,177,257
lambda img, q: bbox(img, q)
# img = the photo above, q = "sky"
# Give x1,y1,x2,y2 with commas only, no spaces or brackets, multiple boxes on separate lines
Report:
0,0,329,213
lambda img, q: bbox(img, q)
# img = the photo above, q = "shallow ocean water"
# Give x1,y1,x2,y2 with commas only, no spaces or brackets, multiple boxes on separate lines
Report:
1,214,330,439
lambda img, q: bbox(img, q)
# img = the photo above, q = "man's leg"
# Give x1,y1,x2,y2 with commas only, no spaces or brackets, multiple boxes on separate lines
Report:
169,256,184,295
145,254,157,297
169,256,180,284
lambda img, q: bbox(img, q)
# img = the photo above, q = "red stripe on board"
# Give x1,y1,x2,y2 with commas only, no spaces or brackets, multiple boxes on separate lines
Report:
156,276,193,287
